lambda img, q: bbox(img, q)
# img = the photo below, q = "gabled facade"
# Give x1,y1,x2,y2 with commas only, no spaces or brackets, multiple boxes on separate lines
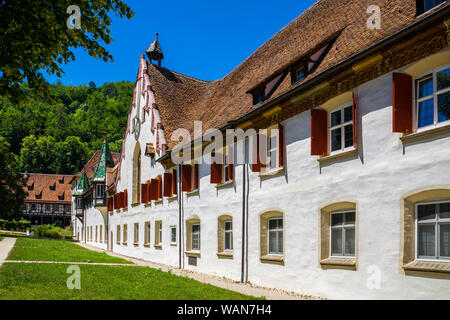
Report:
73,0,450,299
23,173,74,226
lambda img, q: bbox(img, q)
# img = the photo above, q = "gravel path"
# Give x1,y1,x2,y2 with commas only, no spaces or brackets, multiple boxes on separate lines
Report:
0,237,16,267
77,242,325,300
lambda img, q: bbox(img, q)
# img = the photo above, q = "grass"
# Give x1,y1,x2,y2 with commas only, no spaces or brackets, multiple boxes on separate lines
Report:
7,238,131,264
0,263,262,300
0,236,3,241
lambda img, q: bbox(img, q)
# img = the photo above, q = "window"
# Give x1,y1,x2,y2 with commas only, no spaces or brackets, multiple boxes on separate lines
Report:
96,184,105,199
144,222,150,245
416,201,450,260
294,65,307,83
100,225,102,242
155,221,162,246
191,223,201,251
117,225,121,244
223,146,234,183
134,223,139,245
170,226,177,245
253,88,265,106
268,218,283,255
95,225,98,242
123,224,127,245
416,0,445,15
330,105,354,153
330,211,356,257
253,124,284,173
224,220,233,251
416,66,450,129
268,129,279,170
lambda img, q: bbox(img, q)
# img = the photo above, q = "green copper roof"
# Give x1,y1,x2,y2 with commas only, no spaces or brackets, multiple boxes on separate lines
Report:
93,140,114,182
73,172,89,196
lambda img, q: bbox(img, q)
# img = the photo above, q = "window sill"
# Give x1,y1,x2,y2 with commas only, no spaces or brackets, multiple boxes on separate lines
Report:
154,200,163,205
131,203,140,208
144,203,151,208
260,255,284,265
122,242,127,246
320,257,356,270
259,167,285,180
215,180,234,190
403,260,450,274
186,190,199,197
143,243,150,248
154,244,162,250
400,123,450,144
168,195,178,202
133,242,139,247
217,252,234,259
317,148,358,165
185,251,201,258
170,243,177,247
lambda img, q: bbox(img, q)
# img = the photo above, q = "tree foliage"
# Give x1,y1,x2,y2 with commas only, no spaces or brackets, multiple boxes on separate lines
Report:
0,0,134,101
0,137,27,220
0,81,133,175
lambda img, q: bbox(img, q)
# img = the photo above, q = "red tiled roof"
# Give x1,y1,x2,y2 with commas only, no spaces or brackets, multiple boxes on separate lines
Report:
148,0,448,149
25,174,74,203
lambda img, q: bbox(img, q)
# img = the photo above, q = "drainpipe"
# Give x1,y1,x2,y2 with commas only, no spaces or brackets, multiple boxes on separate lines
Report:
178,165,183,269
245,164,249,283
241,163,246,282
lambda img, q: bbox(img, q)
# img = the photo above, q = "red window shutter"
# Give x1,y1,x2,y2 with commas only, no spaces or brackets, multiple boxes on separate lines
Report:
141,184,146,203
125,190,128,208
163,173,172,197
278,123,285,167
252,133,267,172
157,176,162,199
210,152,223,184
146,180,151,202
227,146,234,180
311,109,328,156
193,164,199,190
119,192,124,209
181,165,192,192
352,93,358,148
113,194,117,210
150,179,158,201
172,169,177,195
107,197,113,212
393,73,413,134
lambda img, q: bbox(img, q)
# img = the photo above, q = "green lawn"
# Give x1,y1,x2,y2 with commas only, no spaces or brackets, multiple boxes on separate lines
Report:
7,238,131,264
0,236,3,241
0,263,262,300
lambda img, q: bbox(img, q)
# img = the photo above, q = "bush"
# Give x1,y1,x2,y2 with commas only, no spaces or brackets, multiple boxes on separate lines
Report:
32,224,72,240
0,219,31,232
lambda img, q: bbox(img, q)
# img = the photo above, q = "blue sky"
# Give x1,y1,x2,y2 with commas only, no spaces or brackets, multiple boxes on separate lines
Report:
47,0,317,86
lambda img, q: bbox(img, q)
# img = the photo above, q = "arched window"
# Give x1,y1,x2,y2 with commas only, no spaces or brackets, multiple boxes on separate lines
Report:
401,186,450,275
217,215,233,259
132,143,141,204
259,210,284,265
319,200,358,270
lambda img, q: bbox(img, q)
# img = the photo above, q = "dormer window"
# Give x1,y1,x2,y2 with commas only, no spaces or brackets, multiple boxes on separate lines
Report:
253,88,265,106
49,183,56,191
59,177,64,184
416,0,445,16
27,182,34,191
294,64,307,84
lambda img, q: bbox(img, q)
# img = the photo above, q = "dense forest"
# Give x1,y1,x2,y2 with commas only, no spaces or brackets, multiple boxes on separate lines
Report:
0,81,133,175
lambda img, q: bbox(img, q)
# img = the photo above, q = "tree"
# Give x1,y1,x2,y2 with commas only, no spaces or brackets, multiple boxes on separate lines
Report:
0,137,27,220
20,135,58,174
0,0,134,101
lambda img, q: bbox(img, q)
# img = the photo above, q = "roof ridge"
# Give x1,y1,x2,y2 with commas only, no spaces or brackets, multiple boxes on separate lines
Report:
148,64,212,83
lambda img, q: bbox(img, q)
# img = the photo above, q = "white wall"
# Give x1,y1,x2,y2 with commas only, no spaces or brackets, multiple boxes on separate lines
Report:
76,50,450,299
